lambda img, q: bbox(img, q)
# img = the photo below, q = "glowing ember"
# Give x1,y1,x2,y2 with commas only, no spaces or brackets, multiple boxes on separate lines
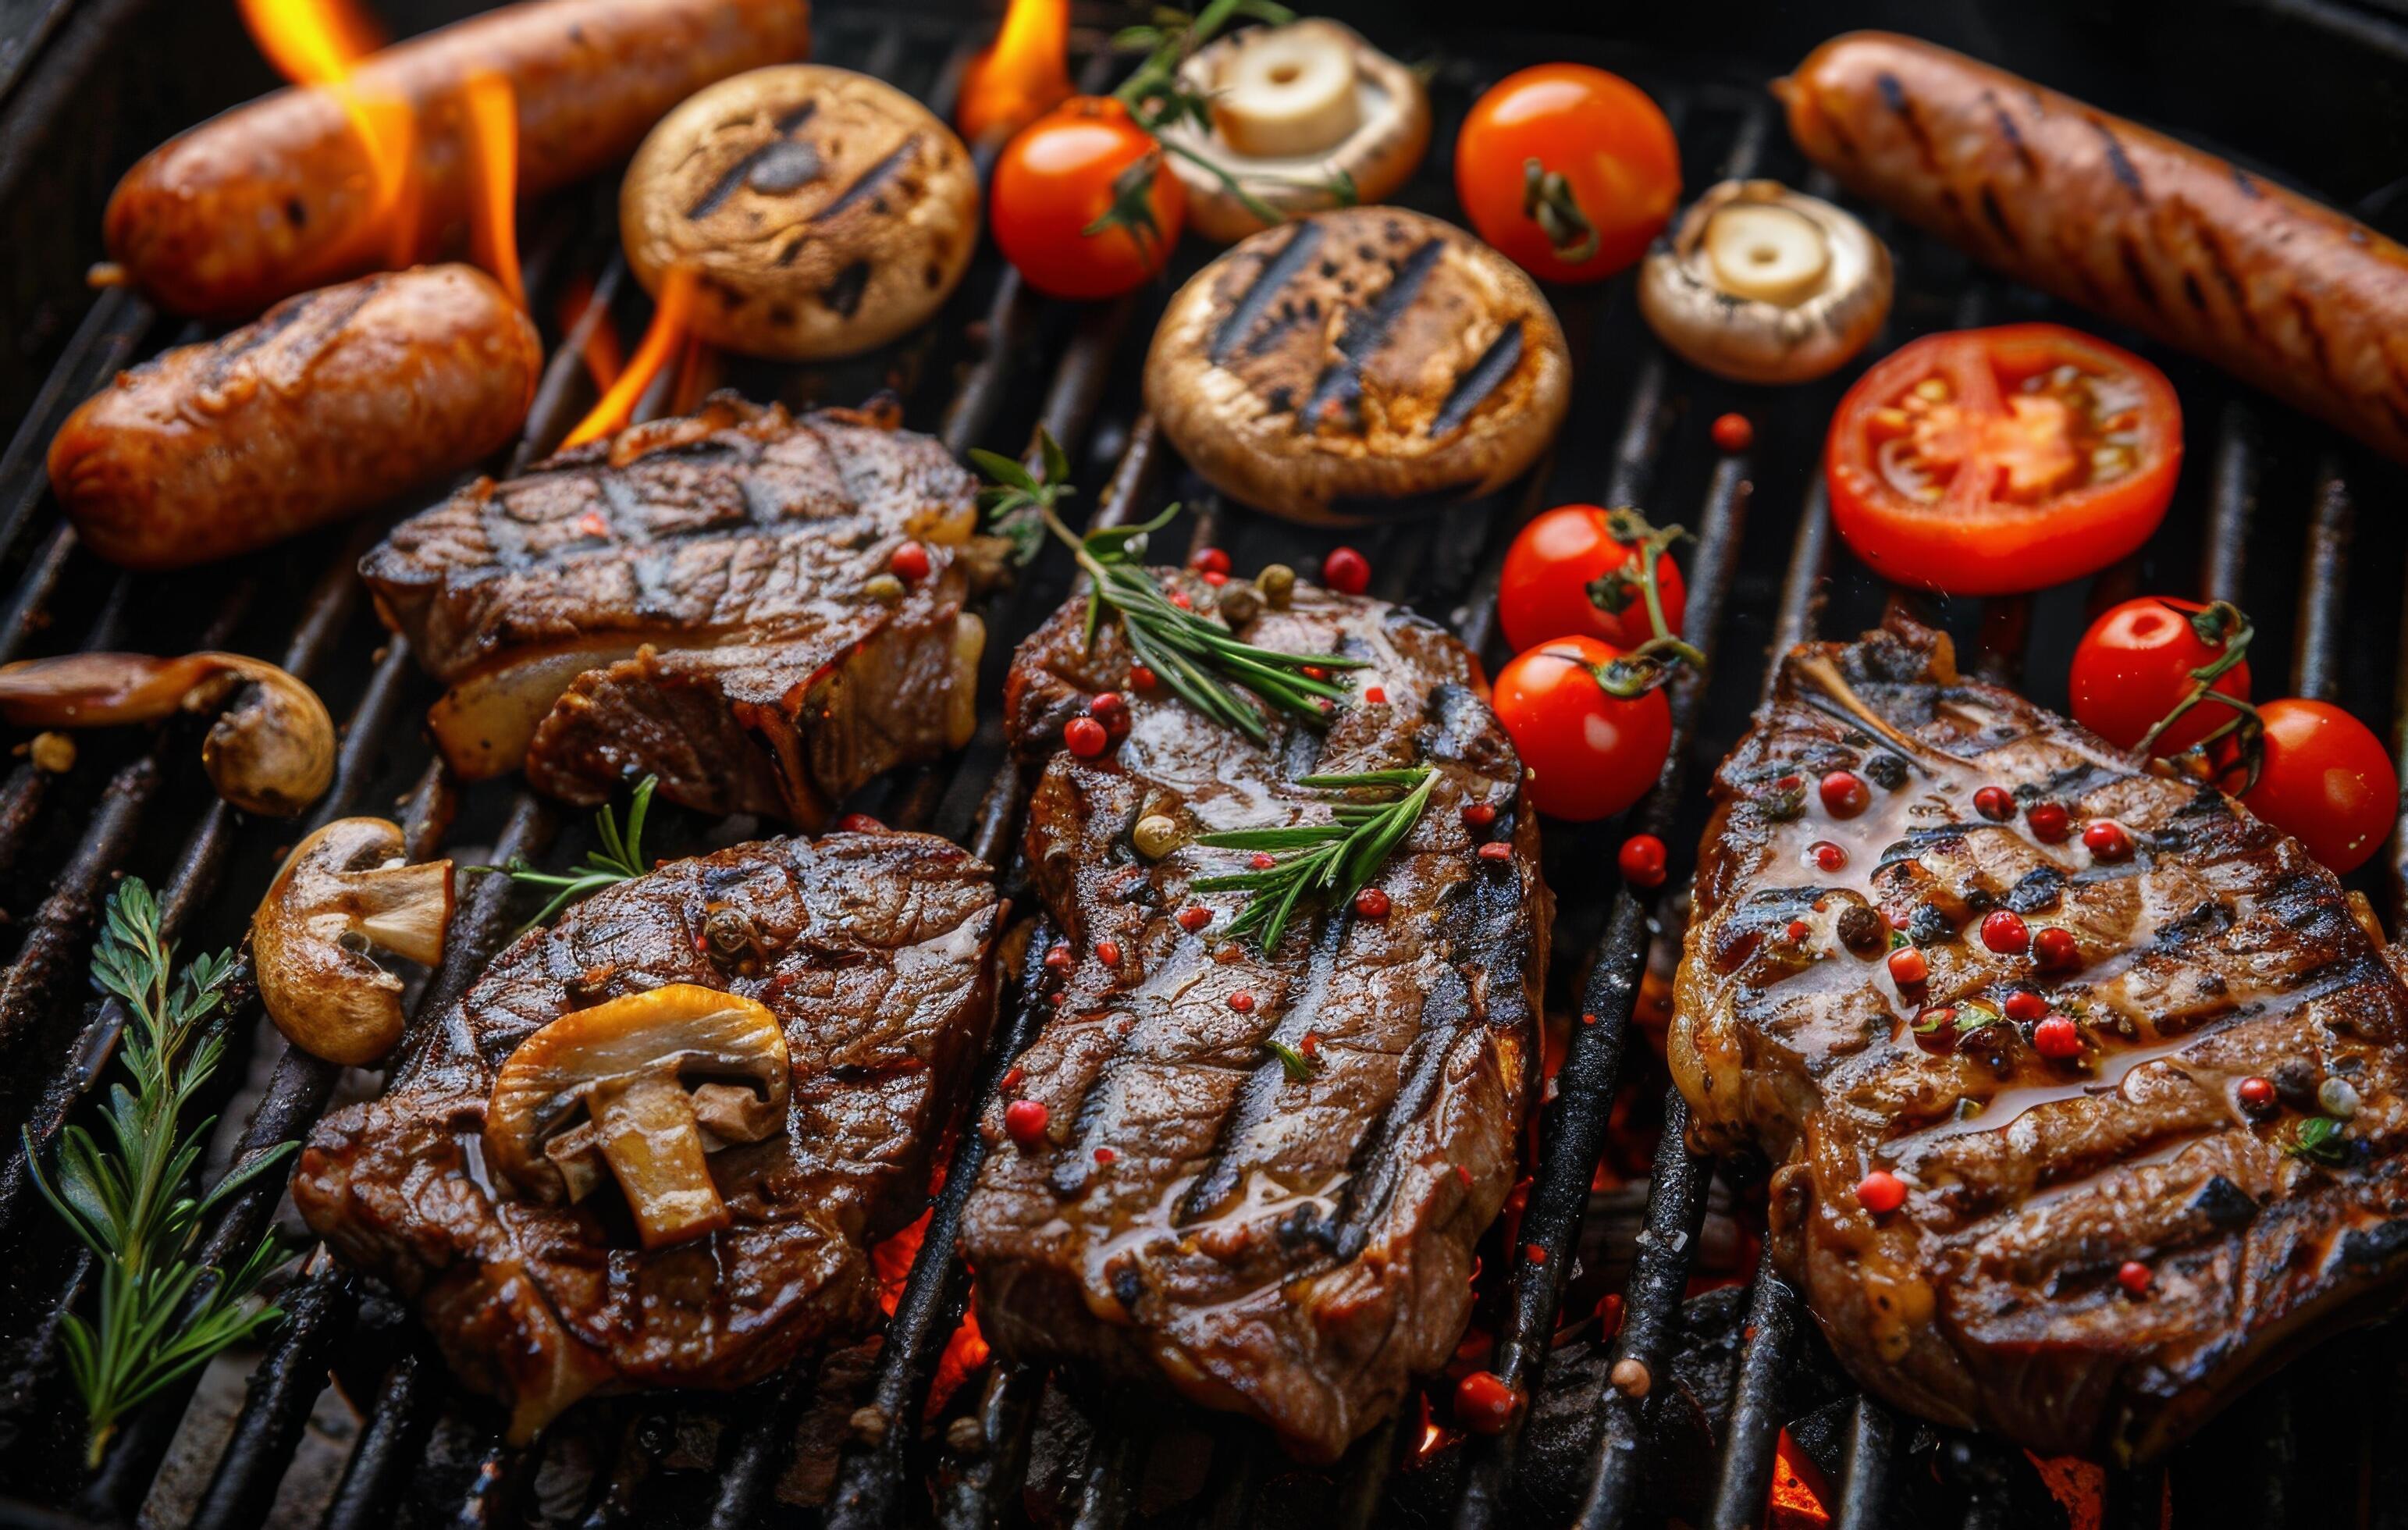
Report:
2026,1452,2105,1530
461,70,525,309
926,1306,989,1418
562,265,699,450
870,1208,931,1317
554,274,625,393
955,0,1071,145
238,0,414,265
1767,1429,1831,1528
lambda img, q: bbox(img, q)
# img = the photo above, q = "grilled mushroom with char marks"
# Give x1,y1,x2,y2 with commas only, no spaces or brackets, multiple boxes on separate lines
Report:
252,818,455,1066
1638,179,1893,384
1155,20,1431,244
621,65,979,361
1144,205,1571,525
0,650,334,816
485,984,791,1250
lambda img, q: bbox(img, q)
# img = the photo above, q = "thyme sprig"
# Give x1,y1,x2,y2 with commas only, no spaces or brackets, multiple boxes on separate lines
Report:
470,774,659,930
1109,0,1360,230
1193,766,1435,952
973,432,1361,741
2132,600,2264,792
25,880,293,1468
1582,507,1703,699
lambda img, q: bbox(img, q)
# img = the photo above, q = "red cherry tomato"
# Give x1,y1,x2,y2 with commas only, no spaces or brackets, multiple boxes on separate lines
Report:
1491,636,1671,821
991,97,1184,300
1497,504,1687,653
1454,63,1680,283
2239,699,2397,874
1826,325,2182,595
2070,597,2250,757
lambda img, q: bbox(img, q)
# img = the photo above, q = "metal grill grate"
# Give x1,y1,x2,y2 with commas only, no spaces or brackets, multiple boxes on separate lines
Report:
2,5,2406,1528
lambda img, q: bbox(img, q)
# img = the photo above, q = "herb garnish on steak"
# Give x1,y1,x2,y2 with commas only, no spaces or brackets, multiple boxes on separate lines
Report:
961,571,1545,1462
1674,617,2408,1461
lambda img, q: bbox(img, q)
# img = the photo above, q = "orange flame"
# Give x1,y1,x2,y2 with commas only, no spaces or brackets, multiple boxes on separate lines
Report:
563,265,699,450
926,1306,989,1417
956,0,1072,145
461,71,525,310
239,0,415,266
555,275,626,393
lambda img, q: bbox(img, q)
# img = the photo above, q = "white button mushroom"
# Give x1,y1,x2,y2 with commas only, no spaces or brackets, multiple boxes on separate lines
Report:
484,984,791,1251
1638,179,1894,385
251,818,455,1065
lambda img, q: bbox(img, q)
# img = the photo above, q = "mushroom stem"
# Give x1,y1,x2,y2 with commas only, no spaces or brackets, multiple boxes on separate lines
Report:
351,860,456,966
592,1071,732,1248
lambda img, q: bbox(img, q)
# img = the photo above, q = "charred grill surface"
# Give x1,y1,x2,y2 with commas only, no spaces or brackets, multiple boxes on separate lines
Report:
959,575,1546,1463
1673,619,2408,1461
360,395,993,824
292,831,998,1441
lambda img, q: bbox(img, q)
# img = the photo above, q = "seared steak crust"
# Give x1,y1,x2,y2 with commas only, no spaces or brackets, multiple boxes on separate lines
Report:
361,395,988,823
1673,620,2408,1461
293,831,998,1438
962,575,1545,1462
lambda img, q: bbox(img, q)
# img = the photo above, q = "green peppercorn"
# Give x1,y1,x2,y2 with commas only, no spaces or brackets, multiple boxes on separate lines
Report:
864,573,905,603
1257,564,1296,608
1133,814,1182,859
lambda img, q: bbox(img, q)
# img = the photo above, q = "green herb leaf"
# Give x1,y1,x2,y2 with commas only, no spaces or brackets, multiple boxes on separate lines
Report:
1264,1037,1315,1081
468,774,660,931
2288,1115,2350,1166
25,878,293,1468
1193,765,1435,952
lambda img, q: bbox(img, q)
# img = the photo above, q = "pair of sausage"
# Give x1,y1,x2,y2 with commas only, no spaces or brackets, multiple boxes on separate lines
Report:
60,0,809,570
1780,32,2408,466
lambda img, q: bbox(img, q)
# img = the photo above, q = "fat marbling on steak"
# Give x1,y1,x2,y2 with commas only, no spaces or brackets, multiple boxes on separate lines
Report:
293,830,998,1439
361,394,993,824
960,572,1546,1462
1673,618,2408,1461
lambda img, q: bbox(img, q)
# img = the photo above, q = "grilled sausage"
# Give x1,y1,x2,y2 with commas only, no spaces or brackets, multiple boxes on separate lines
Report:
105,0,811,318
1779,32,2408,465
49,265,541,570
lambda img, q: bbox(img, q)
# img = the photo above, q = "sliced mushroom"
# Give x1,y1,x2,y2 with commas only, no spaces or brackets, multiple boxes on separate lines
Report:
252,819,454,1066
1155,20,1431,244
485,984,791,1251
1638,179,1894,385
0,650,334,815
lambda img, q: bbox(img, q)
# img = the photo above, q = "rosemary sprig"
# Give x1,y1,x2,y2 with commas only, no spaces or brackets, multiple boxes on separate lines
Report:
1193,765,1435,952
1110,0,1359,229
24,879,293,1468
470,774,659,930
973,432,1362,741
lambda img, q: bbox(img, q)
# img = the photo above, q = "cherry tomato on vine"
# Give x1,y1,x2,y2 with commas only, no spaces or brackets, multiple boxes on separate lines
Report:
2069,597,2251,757
991,97,1184,300
2238,699,2396,874
1498,504,1687,653
1492,635,1671,820
1455,64,1680,283
1826,324,2182,595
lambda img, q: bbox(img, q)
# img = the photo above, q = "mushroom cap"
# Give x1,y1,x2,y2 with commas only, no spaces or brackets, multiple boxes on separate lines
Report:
1143,206,1570,525
484,983,791,1208
1156,20,1432,245
620,65,980,361
252,817,455,1066
201,660,336,817
1637,178,1894,386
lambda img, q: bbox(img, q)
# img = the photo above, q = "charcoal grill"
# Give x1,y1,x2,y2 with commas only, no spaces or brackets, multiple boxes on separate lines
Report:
3,1,2408,1525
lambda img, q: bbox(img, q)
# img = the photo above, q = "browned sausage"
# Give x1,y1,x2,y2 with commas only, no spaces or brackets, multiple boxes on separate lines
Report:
48,265,541,570
1779,32,2408,465
105,0,810,318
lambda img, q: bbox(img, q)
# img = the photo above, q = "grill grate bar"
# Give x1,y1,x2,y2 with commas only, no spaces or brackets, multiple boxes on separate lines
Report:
1703,1249,1802,1530
1833,1397,1896,1530
2292,461,2352,699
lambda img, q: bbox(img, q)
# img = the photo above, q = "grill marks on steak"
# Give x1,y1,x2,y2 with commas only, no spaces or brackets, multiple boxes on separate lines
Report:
293,831,998,1439
1673,619,2408,1461
360,395,992,823
962,577,1545,1462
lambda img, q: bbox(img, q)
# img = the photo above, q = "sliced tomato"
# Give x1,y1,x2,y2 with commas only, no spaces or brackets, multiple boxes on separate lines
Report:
1825,324,2182,595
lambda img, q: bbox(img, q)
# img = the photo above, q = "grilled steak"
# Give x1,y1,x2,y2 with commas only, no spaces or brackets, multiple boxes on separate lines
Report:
361,395,993,824
1674,619,2408,1461
293,830,998,1439
961,574,1545,1462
